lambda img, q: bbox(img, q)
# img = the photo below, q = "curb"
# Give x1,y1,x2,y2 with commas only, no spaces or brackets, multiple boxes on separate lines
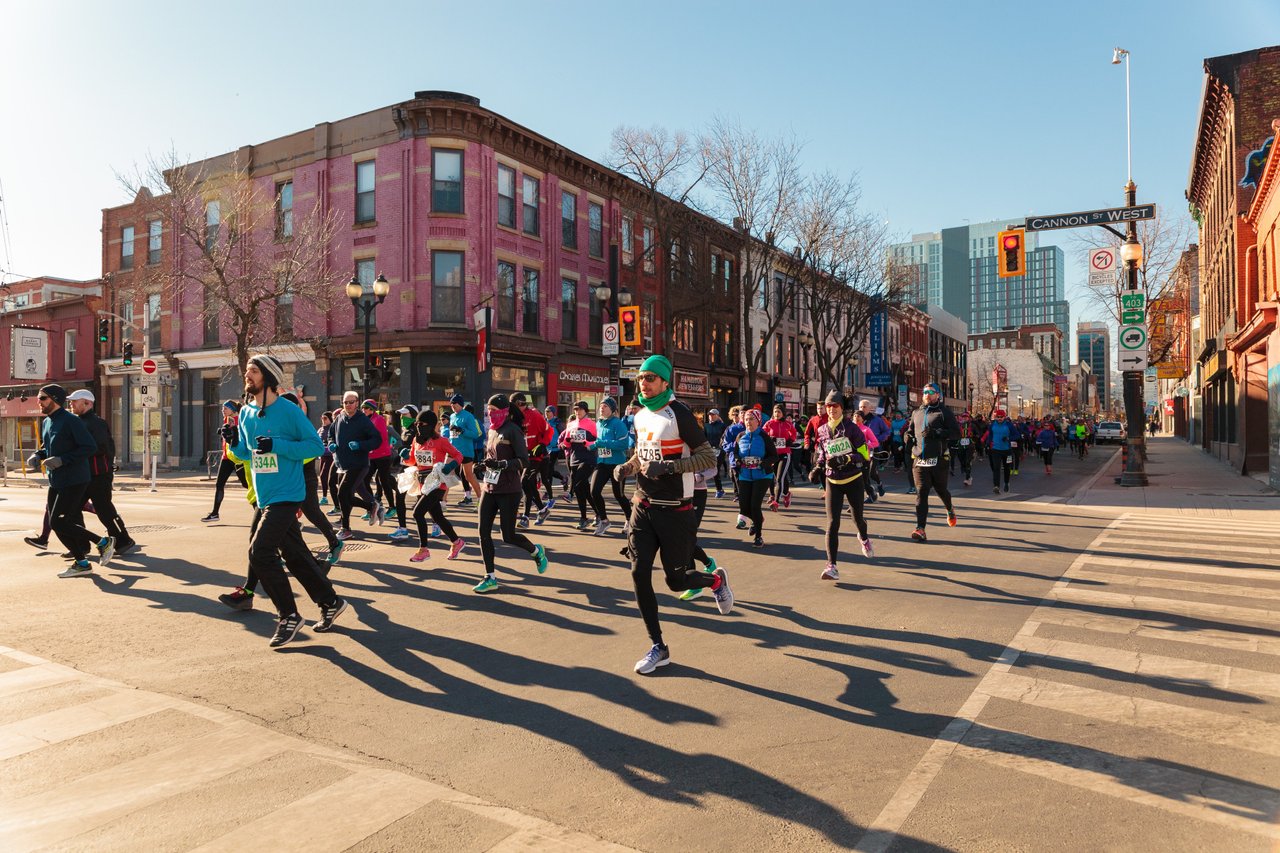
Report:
1065,447,1122,506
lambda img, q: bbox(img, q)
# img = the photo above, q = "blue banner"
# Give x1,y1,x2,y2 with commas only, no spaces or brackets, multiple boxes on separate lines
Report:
869,311,885,374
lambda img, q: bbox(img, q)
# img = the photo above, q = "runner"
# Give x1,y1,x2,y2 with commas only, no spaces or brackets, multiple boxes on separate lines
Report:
721,405,745,506
203,400,249,522
809,391,872,580
317,411,335,506
950,410,975,487
542,405,570,498
588,398,632,535
983,409,1016,494
1036,417,1059,475
889,409,908,472
223,355,347,647
610,355,730,674
851,408,881,506
703,408,728,499
27,385,113,577
361,400,398,529
331,391,382,538
474,394,548,592
444,395,483,505
65,390,134,555
734,407,777,548
559,400,598,531
857,399,890,500
763,404,797,509
902,382,961,542
285,392,343,561
407,409,466,563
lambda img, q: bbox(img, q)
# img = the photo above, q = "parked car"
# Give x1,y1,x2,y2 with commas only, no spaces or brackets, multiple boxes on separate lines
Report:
1095,421,1125,443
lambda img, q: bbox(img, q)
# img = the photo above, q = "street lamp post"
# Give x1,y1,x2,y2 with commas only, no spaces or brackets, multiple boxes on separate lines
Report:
968,382,976,414
798,331,814,413
347,273,390,400
1113,46,1149,486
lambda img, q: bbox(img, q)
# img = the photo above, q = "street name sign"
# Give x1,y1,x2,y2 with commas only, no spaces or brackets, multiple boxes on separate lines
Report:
1024,204,1156,233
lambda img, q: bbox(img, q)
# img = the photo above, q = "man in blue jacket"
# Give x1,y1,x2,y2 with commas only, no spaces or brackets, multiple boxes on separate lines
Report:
331,390,382,537
448,394,483,505
225,354,347,647
29,384,113,578
588,397,632,535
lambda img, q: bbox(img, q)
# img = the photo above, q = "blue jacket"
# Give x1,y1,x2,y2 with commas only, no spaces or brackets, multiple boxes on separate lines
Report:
987,420,1015,452
332,410,381,470
1035,427,1059,450
594,416,631,465
38,407,96,489
228,396,324,506
867,414,891,446
735,428,775,482
447,407,481,458
890,416,907,442
721,422,745,464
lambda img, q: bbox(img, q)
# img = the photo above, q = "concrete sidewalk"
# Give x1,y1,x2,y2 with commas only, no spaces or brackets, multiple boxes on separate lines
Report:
1067,435,1278,521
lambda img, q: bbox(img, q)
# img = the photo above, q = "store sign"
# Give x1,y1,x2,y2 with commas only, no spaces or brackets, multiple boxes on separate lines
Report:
10,327,48,381
869,312,886,374
674,371,709,399
558,364,610,389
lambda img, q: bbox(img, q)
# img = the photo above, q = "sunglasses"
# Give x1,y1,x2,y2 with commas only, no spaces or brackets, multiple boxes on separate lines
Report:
37,395,50,401
636,372,661,383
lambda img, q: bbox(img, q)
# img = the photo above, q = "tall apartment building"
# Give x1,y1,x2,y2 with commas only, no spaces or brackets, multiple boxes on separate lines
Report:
1076,321,1111,410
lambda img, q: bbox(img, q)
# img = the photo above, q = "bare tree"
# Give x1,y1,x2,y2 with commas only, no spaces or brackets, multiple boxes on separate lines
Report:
702,117,805,399
789,171,911,393
117,150,340,377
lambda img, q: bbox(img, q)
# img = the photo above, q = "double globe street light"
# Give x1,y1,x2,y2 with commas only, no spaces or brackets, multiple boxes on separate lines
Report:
347,273,391,399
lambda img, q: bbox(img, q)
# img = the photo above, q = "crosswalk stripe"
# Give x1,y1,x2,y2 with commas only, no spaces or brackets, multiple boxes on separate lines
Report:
954,729,1280,840
1033,606,1280,656
1086,549,1280,574
0,664,76,698
1124,514,1280,530
0,689,180,761
1016,635,1280,699
978,670,1280,756
1070,568,1280,599
0,721,291,849
1115,521,1280,540
1100,536,1280,556
1049,586,1280,626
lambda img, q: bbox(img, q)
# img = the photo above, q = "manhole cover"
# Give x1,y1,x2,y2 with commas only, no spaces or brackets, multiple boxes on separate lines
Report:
130,524,184,534
315,542,372,555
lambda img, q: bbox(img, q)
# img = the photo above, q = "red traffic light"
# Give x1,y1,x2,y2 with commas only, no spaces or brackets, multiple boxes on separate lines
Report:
1002,234,1021,250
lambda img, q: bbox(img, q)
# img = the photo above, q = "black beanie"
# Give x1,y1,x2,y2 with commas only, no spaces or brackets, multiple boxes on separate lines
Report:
40,384,68,407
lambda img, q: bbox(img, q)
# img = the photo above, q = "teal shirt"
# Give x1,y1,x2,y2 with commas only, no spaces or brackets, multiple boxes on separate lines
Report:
228,396,323,507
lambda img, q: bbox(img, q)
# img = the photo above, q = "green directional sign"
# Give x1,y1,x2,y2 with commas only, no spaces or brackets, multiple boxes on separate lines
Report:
1121,308,1145,324
1120,292,1146,311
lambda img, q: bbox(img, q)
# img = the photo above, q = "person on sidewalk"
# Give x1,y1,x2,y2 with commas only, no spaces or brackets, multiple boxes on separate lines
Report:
903,383,961,542
203,400,248,522
67,390,134,555
223,354,348,647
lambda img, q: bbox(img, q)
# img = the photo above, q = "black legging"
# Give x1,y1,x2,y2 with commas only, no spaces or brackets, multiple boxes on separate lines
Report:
1040,447,1055,467
48,483,98,560
522,467,544,516
368,456,397,510
542,454,568,494
301,459,339,550
211,456,248,514
413,488,457,544
912,463,953,528
589,464,631,523
692,489,712,568
318,454,334,499
338,466,375,528
769,455,792,501
478,491,536,574
629,501,714,646
989,449,1013,489
569,463,594,521
825,476,868,564
737,477,770,537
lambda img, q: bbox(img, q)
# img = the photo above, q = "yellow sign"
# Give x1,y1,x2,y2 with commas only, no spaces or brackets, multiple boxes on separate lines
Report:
1157,365,1186,380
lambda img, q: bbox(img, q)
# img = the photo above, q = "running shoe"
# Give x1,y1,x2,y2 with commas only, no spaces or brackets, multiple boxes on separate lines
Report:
389,527,410,541
410,546,430,562
947,511,958,528
783,494,791,508
860,537,874,558
877,484,885,497
326,541,345,565
634,643,671,675
115,538,138,555
768,499,778,512
543,496,557,513
866,492,877,505
714,489,725,499
711,567,734,614
336,528,355,541
821,563,839,581
907,487,917,495
964,478,972,487
534,504,552,525
58,561,93,579
361,512,372,524
1012,468,1019,476
313,597,348,632
735,516,748,530
576,518,593,531
992,486,1000,494
622,522,632,535
96,536,116,568
473,575,499,594
201,512,219,523
911,528,927,542
386,508,398,520
516,515,531,529
752,535,764,549
319,497,329,506
1003,485,1010,493
269,613,304,647
678,556,718,601
375,505,387,526
23,536,48,549
218,587,254,611
459,495,474,507
326,508,341,517
447,538,466,560
593,520,611,537
533,544,548,574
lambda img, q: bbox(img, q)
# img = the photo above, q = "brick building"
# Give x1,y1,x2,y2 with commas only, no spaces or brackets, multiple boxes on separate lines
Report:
1240,119,1280,488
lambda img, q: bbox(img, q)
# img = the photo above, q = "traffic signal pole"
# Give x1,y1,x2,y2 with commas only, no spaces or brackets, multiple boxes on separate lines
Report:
95,309,156,489
1119,179,1149,486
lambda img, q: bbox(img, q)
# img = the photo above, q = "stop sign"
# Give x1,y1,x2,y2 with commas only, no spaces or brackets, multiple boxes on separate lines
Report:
141,358,158,375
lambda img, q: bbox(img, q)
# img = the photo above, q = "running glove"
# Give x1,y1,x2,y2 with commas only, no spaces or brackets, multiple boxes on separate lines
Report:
642,460,674,478
25,453,41,468
612,465,627,483
220,423,238,442
255,436,273,453
327,442,338,453
808,467,822,483
44,456,63,471
399,448,411,461
347,441,361,451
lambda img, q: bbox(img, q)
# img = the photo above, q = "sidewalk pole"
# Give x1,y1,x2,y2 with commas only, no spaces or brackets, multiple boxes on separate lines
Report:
150,454,158,493
1119,180,1149,486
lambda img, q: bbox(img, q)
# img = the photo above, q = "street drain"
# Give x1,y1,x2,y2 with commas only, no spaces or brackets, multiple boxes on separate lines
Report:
131,524,184,534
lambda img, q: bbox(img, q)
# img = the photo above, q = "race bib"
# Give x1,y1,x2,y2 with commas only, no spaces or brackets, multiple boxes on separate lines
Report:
774,438,787,449
1005,455,1013,464
1010,441,1018,448
826,436,852,457
415,449,432,466
483,467,501,485
251,452,279,475
572,429,588,443
960,438,971,446
598,448,613,459
742,456,761,469
636,440,663,463
915,457,938,468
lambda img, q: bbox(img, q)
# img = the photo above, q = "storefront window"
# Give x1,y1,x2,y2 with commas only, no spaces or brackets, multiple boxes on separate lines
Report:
491,364,545,409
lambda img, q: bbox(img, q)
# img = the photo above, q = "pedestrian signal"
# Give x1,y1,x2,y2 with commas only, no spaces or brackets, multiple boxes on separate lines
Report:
997,229,1026,278
619,305,641,347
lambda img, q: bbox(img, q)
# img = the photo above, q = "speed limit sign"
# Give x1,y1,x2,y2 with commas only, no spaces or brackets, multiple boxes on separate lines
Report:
602,322,619,356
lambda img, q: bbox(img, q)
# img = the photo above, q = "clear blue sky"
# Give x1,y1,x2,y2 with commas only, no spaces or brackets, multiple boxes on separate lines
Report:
3,0,1277,332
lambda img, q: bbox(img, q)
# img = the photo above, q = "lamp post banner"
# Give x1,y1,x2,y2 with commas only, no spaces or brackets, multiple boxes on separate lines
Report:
474,307,491,373
869,312,885,375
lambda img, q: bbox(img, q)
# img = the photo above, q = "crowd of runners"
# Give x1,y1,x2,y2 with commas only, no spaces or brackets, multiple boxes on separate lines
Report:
18,354,1109,674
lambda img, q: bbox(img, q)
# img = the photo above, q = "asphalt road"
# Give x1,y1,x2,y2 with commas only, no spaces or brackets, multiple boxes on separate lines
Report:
2,445,1276,851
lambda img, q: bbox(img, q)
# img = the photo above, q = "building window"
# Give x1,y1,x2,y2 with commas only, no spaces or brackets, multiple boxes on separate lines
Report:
561,278,578,341
589,284,602,346
147,293,162,351
675,318,697,352
497,165,516,228
204,200,220,253
203,290,219,345
432,250,463,324
641,300,654,350
355,161,376,223
276,285,293,337
642,226,654,273
120,226,134,271
561,191,577,249
621,217,633,266
432,149,463,213
588,201,603,258
522,175,540,236
64,329,76,373
276,181,293,238
147,220,162,265
497,261,516,330
354,259,376,329
522,268,539,334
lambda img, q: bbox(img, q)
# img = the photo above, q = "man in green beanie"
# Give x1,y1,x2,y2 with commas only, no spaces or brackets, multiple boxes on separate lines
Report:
612,354,734,674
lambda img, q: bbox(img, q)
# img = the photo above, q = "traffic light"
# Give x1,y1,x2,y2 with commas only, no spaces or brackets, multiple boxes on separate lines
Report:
619,305,641,347
97,318,110,343
122,342,134,366
997,228,1026,278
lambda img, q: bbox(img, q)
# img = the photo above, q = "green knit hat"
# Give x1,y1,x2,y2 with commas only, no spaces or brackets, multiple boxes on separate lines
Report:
639,354,673,383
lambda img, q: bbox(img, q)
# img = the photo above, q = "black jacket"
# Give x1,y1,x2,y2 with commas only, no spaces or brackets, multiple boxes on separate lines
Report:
904,404,961,462
80,409,115,477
